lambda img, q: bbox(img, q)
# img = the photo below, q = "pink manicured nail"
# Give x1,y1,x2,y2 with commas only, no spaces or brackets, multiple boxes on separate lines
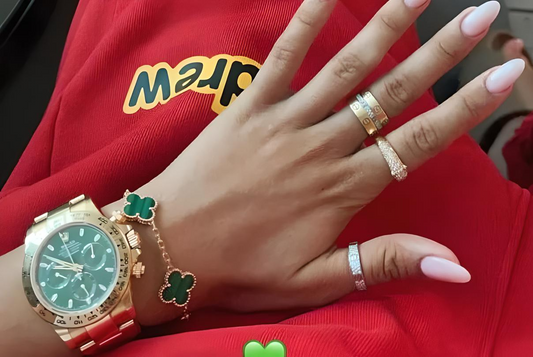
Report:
404,0,428,9
461,1,501,37
420,256,471,283
486,59,526,93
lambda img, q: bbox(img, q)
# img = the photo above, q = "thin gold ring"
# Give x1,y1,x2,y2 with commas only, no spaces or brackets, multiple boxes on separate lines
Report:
375,136,408,182
349,99,378,137
362,91,389,127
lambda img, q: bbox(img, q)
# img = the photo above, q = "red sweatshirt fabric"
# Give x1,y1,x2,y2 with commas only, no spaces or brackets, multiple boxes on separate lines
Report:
503,112,533,191
2,0,532,356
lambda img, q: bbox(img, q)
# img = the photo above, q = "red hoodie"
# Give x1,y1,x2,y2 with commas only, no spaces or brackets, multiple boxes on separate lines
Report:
1,0,532,356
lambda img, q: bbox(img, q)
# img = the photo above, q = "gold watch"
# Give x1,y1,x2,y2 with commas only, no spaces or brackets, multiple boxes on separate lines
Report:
22,195,145,355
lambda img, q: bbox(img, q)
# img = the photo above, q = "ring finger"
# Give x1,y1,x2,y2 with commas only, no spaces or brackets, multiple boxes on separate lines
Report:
311,1,501,156
349,59,526,191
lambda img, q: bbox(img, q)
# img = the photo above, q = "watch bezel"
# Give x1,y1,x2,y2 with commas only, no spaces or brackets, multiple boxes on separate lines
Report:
23,210,132,328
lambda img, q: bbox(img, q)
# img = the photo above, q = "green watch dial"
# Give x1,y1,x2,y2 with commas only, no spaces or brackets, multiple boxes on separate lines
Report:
33,223,119,314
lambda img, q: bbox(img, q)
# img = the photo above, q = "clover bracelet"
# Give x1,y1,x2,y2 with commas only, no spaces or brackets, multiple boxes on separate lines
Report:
112,190,196,320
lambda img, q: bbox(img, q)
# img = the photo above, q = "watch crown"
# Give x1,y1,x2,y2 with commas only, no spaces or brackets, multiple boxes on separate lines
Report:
126,230,141,249
133,262,145,279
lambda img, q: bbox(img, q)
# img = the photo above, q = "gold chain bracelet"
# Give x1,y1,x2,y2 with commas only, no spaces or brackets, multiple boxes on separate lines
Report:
112,190,196,320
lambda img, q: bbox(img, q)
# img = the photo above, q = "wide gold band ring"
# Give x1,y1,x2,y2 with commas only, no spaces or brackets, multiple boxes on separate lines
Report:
349,98,378,137
362,91,389,127
375,136,408,182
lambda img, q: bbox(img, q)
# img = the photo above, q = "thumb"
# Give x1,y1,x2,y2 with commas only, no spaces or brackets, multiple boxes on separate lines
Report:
356,234,471,286
293,234,470,307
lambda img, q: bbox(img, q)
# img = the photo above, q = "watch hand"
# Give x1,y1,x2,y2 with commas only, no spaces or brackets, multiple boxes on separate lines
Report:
80,284,89,297
90,244,95,259
55,272,68,279
43,255,74,267
59,232,76,265
44,255,83,272
53,266,82,272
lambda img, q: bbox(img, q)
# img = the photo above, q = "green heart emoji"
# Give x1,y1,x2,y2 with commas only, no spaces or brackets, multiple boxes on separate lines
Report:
243,340,286,357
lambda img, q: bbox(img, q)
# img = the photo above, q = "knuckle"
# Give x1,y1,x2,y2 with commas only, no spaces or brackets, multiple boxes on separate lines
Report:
271,41,297,67
458,93,481,119
436,40,458,66
372,240,409,283
382,73,413,109
332,52,367,82
406,119,441,157
294,8,315,29
379,13,401,34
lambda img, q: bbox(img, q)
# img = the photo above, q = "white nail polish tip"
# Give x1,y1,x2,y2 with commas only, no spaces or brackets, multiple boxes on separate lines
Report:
486,59,526,94
461,1,501,37
420,256,471,283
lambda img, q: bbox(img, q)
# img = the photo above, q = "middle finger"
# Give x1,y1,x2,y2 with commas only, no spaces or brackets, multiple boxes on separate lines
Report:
288,0,430,127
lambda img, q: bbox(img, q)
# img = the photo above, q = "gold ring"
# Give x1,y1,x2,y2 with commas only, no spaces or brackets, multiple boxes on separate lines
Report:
349,98,378,137
375,136,408,181
357,94,383,130
362,91,389,127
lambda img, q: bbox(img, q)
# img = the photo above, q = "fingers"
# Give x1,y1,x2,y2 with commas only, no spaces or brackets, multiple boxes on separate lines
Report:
290,234,470,307
351,59,525,189
370,1,500,118
287,0,430,126
309,1,500,156
247,0,337,104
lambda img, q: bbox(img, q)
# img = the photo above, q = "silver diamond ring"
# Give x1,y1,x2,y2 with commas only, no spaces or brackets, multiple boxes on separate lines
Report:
348,242,367,291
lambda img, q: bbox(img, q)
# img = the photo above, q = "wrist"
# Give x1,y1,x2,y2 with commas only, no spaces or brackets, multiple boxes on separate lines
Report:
101,189,210,326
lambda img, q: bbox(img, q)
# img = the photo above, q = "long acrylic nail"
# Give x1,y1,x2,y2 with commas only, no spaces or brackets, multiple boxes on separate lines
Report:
420,256,471,283
404,0,429,9
486,59,526,94
461,1,501,38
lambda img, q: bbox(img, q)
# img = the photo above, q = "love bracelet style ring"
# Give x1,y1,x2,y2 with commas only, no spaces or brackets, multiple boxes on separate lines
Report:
375,136,408,182
350,91,389,137
350,97,378,137
362,91,389,127
348,242,367,291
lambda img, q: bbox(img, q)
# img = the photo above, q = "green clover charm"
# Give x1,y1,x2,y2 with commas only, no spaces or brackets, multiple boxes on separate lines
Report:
122,190,157,223
159,269,196,308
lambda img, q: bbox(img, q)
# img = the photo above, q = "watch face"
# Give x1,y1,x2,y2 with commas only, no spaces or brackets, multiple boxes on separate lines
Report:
31,223,120,314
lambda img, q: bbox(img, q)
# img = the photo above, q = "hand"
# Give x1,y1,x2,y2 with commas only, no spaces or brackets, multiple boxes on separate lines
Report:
104,0,523,325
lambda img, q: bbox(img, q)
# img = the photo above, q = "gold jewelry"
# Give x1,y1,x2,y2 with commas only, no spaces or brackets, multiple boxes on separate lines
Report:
356,94,383,130
23,195,143,354
349,97,378,137
362,91,389,127
113,190,196,320
375,136,408,181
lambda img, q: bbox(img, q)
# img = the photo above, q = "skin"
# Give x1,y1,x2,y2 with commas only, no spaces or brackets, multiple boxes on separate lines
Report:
488,38,532,177
0,0,519,355
501,38,533,109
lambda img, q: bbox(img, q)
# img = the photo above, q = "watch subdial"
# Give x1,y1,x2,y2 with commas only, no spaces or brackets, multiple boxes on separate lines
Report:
81,243,107,271
71,272,96,302
45,263,74,289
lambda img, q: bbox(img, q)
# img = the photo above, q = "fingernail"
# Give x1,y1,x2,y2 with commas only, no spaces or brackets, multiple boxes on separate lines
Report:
486,59,526,93
461,1,501,37
420,256,471,283
404,0,429,9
